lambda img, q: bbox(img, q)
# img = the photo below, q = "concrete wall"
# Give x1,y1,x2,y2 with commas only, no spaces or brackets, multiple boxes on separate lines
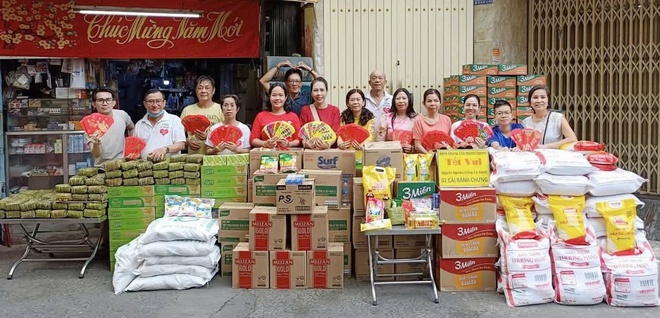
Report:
472,0,528,64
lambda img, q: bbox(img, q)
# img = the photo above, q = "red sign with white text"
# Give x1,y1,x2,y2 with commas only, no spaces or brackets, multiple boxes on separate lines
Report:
0,0,259,58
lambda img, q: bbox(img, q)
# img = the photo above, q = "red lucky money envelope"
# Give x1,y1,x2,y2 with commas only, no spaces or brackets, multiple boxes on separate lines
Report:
81,113,114,138
124,136,146,160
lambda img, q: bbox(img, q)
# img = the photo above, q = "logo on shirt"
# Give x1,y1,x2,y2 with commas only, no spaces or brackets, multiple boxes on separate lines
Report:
160,128,169,136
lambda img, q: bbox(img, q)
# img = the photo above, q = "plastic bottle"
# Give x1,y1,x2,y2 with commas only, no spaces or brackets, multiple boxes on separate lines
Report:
341,178,350,204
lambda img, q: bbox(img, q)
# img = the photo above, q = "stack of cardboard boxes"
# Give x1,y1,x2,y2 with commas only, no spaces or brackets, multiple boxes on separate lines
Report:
232,175,344,289
218,202,254,277
444,64,547,125
107,185,156,270
435,187,498,291
201,154,250,209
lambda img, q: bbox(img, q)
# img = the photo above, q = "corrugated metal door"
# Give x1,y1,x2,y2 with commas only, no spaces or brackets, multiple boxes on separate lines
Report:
320,0,473,112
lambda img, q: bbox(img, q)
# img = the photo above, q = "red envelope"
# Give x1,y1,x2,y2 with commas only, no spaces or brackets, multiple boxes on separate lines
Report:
574,140,605,152
124,136,146,160
453,120,481,140
421,130,454,151
181,115,211,134
336,124,370,144
512,128,542,150
209,125,243,146
391,130,413,145
81,113,114,138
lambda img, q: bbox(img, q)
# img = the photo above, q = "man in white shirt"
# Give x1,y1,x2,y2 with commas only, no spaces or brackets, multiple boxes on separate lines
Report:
133,89,186,161
87,87,134,166
364,70,393,133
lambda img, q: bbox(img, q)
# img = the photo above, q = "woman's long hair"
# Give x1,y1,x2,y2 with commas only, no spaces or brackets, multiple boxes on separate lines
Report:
388,88,416,129
341,89,374,126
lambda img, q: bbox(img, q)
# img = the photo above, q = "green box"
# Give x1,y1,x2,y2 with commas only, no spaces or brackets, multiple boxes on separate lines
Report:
109,217,154,230
155,206,164,218
154,184,201,196
395,181,436,200
109,237,132,252
201,175,248,187
201,185,248,198
202,155,226,166
517,85,535,95
487,87,516,98
108,207,156,220
223,153,249,166
107,186,155,198
109,229,143,242
108,196,157,208
201,165,248,177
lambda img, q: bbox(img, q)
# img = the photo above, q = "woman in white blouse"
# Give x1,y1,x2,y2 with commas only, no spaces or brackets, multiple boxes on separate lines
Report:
205,94,251,154
522,85,577,149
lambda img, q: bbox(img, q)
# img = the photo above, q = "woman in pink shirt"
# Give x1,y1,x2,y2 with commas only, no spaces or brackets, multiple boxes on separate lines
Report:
299,77,340,149
377,88,417,153
413,88,452,153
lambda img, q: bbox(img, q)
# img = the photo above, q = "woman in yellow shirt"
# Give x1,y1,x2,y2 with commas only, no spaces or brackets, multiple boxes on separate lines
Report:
180,75,224,154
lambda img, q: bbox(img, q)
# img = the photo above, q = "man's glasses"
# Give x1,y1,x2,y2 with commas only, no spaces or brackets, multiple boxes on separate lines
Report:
495,111,512,116
287,80,302,84
145,99,164,105
96,98,114,104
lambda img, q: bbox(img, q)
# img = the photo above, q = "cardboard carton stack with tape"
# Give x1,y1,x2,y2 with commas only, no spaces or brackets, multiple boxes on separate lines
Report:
201,154,250,208
443,64,547,125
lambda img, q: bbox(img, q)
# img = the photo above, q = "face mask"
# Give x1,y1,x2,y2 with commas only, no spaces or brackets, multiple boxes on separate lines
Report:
147,109,165,118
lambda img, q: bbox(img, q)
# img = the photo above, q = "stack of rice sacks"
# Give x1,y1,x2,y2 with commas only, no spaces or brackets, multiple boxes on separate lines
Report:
531,149,606,305
490,150,554,307
579,151,658,307
112,200,219,294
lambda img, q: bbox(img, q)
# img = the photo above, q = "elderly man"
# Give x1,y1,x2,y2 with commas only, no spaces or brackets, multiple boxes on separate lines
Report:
133,88,186,161
365,70,393,133
87,87,134,166
259,60,319,116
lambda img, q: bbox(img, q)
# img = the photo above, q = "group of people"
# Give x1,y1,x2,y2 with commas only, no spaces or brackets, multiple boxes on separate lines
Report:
87,63,578,166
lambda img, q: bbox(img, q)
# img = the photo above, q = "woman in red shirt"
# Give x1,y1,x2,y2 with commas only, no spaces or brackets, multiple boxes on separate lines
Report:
299,77,340,149
250,83,301,149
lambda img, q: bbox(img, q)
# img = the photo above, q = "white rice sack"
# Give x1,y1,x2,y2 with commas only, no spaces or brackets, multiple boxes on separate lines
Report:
534,173,593,196
112,235,143,295
124,268,218,292
536,214,554,226
492,177,538,196
532,194,551,215
139,239,217,258
141,245,220,269
589,216,645,238
588,168,647,196
535,149,595,176
491,151,545,182
584,194,645,218
134,263,217,279
140,217,219,244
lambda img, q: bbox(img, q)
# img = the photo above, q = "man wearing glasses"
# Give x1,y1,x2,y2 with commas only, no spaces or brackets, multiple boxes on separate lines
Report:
259,60,319,116
133,88,186,161
88,87,134,166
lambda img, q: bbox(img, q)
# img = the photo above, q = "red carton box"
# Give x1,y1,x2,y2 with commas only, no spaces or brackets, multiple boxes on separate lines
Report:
435,257,497,292
441,223,498,258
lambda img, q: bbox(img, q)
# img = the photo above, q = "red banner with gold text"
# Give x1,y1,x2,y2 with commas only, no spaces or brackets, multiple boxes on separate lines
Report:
0,0,260,58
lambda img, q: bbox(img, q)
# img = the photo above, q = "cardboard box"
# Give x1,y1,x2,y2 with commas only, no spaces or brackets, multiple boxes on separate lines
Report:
441,223,498,258
212,197,248,209
439,187,497,224
218,202,254,243
108,217,155,230
201,165,249,177
487,76,517,88
249,148,303,177
247,179,253,203
436,257,497,292
395,248,427,281
487,97,517,108
252,173,288,205
516,106,533,117
352,215,392,249
221,242,239,277
108,229,143,242
516,95,529,107
487,87,516,99
458,85,488,98
307,243,344,288
343,242,352,275
154,184,201,196
299,169,342,208
516,74,547,86
248,206,286,251
395,181,436,200
107,186,155,198
352,178,364,216
462,64,498,75
354,248,394,281
108,196,157,208
201,175,248,187
291,206,329,250
232,243,269,289
498,64,528,76
517,85,535,96
270,250,307,289
107,207,156,220
276,178,315,214
302,149,357,178
328,205,351,243
393,235,427,249
363,141,404,180
200,185,248,198
155,207,164,218
458,75,487,86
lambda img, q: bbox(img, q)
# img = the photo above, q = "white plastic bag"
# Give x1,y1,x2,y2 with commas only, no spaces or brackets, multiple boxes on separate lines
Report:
534,173,593,196
124,268,218,292
141,245,220,269
584,194,645,218
532,194,552,215
139,239,217,258
491,151,545,182
535,149,595,176
588,168,647,196
134,263,216,279
112,235,143,295
492,178,538,196
140,217,219,244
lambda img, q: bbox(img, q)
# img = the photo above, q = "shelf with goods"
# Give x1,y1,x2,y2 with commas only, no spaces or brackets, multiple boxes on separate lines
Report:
5,130,93,193
6,98,92,132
